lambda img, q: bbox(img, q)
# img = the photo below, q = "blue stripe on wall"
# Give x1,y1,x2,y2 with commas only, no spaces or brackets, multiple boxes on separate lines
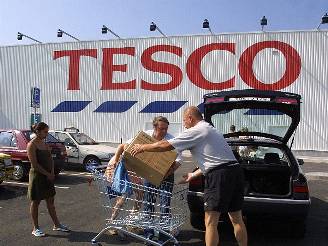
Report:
51,101,91,112
94,101,138,113
140,101,187,113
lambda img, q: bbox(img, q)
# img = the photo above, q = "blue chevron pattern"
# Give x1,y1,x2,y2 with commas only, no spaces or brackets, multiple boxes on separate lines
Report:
51,101,91,112
140,101,187,113
52,100,192,113
94,101,138,113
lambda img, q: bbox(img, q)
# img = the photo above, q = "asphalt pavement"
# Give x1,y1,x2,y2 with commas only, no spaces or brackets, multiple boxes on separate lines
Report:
0,159,328,246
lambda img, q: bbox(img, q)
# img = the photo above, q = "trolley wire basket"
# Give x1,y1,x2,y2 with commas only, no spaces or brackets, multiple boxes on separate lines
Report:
89,164,188,246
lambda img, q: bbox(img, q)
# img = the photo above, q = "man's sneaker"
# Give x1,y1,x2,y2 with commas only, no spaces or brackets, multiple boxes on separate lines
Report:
53,224,70,232
32,228,46,237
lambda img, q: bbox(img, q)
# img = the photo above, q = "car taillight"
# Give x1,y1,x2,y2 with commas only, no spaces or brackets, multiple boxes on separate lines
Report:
293,185,309,193
189,177,202,187
189,175,204,192
292,175,309,199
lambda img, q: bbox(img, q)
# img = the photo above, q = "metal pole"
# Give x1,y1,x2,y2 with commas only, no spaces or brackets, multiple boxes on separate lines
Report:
155,26,167,37
108,29,122,39
62,30,80,41
23,34,42,44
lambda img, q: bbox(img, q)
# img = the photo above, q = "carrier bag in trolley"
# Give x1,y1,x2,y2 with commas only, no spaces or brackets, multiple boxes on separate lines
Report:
123,131,177,186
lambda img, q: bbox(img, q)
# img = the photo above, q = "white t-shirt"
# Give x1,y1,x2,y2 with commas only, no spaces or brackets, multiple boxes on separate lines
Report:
168,121,237,173
127,130,182,163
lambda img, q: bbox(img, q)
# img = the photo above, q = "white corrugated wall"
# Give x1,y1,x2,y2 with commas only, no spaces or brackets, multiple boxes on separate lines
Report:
0,30,327,151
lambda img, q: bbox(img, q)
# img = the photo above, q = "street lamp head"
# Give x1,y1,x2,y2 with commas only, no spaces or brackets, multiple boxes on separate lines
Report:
17,32,23,41
57,29,63,38
150,22,157,31
322,13,328,24
101,25,108,34
203,19,210,29
261,16,268,27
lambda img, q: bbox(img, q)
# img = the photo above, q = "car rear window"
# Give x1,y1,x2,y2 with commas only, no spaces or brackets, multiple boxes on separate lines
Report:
232,144,290,166
211,108,292,138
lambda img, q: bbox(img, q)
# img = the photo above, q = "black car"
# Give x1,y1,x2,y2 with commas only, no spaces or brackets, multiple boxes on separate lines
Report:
187,89,310,237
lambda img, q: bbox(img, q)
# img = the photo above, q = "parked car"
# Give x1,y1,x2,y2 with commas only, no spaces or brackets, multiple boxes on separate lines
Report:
187,89,310,237
0,129,67,181
0,153,14,184
49,127,116,170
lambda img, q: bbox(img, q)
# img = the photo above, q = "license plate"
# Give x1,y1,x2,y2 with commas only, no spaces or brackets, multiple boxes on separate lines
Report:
229,97,270,101
52,154,57,158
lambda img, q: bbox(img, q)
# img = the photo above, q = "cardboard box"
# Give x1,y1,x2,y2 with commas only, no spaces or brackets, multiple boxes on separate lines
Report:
123,131,177,186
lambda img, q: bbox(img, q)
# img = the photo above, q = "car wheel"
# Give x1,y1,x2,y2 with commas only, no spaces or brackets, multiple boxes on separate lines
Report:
190,212,205,231
84,156,100,171
12,163,27,181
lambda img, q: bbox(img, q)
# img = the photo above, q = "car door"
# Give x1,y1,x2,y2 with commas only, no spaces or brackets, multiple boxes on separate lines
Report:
53,132,79,163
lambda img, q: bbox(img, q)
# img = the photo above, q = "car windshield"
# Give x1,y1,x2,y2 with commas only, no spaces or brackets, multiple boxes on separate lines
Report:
22,130,61,143
211,108,292,139
69,133,97,145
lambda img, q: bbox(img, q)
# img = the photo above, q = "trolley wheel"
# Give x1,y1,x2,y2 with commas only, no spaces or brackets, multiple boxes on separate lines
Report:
91,239,102,246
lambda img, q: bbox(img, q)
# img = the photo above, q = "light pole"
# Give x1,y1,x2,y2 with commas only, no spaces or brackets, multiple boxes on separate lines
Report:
260,16,267,31
17,32,42,43
149,22,166,37
101,25,122,39
203,19,214,35
317,13,328,29
57,29,80,41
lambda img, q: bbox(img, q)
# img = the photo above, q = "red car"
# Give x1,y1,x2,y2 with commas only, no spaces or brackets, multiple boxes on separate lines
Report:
0,129,67,181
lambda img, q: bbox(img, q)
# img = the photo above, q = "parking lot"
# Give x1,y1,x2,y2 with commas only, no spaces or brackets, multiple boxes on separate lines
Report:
1,159,328,246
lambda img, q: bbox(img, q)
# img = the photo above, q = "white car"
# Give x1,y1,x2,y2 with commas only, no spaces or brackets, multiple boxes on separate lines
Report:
49,127,116,170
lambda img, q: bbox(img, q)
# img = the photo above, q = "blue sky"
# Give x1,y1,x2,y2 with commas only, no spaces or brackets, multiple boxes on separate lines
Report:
0,0,327,46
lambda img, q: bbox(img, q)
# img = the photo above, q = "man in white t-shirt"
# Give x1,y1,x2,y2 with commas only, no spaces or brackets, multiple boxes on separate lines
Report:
131,106,248,246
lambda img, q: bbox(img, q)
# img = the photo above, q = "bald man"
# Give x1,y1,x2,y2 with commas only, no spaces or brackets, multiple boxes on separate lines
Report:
131,106,247,246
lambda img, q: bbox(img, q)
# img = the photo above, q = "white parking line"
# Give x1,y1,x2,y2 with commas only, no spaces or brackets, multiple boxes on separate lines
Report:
4,181,27,186
55,186,70,189
3,181,70,189
60,171,92,177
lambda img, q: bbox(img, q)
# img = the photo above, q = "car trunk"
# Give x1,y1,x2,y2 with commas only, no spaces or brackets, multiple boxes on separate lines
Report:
242,163,292,197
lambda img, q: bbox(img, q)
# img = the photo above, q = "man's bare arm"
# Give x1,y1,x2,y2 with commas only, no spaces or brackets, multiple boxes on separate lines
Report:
130,140,174,156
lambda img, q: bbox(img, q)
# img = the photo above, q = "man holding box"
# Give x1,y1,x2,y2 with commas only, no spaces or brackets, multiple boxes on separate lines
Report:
131,107,248,246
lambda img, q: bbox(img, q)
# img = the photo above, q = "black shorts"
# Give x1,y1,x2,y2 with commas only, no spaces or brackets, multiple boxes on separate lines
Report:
204,164,244,213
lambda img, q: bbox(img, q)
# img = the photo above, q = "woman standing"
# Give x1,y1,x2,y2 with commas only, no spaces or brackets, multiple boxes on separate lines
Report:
27,122,70,237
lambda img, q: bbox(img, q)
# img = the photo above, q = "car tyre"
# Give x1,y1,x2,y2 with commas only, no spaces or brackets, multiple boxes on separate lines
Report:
190,212,205,231
84,156,100,171
12,162,28,181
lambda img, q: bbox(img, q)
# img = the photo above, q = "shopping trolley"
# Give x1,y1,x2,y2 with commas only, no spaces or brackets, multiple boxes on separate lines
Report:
89,164,188,246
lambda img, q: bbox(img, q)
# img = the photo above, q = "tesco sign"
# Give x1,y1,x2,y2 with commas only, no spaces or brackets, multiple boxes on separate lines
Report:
54,41,301,91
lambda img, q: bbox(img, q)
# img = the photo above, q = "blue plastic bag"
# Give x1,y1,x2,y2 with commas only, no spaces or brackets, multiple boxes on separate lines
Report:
107,159,132,197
